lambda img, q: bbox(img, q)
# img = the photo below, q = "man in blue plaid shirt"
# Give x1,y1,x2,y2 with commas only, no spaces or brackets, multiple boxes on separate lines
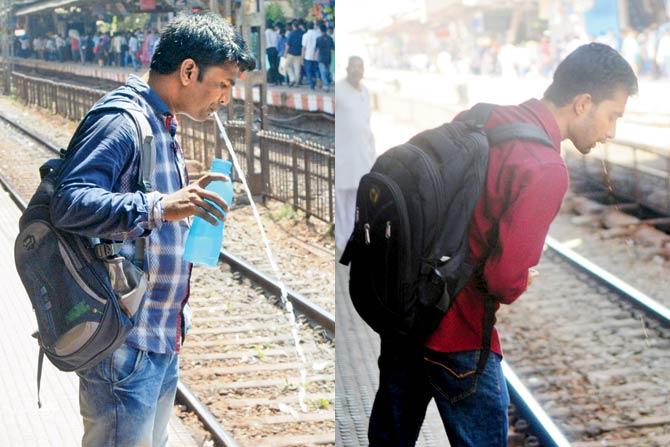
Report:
50,13,255,447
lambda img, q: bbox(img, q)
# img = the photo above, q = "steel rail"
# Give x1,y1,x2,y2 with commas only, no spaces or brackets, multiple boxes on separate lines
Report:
503,360,571,447
545,236,670,325
220,249,335,339
506,236,670,446
176,383,240,447
0,112,61,153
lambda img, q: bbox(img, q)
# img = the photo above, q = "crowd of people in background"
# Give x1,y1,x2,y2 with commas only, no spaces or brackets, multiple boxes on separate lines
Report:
367,22,670,81
14,18,336,93
265,18,335,91
15,28,161,71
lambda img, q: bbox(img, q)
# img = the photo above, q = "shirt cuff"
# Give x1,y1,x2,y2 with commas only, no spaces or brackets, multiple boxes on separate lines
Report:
146,191,166,230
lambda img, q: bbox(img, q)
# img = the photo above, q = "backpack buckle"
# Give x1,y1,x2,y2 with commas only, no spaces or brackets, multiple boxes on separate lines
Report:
94,243,116,259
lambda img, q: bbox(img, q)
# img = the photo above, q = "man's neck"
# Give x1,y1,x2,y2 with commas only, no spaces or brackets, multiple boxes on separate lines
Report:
540,98,568,140
147,71,178,115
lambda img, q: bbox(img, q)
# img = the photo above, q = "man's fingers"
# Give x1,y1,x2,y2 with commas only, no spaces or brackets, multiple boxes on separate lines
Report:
198,189,229,212
197,172,230,187
194,198,226,222
193,207,219,226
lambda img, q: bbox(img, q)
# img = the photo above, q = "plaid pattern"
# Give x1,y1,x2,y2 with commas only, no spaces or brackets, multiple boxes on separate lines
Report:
51,75,191,354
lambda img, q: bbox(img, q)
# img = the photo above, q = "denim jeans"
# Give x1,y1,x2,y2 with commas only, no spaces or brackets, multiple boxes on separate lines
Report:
126,52,138,71
318,62,332,88
77,342,179,447
369,337,509,447
304,60,319,89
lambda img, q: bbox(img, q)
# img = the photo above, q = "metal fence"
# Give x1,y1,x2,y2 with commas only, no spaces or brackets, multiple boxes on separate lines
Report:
8,71,335,223
259,130,334,223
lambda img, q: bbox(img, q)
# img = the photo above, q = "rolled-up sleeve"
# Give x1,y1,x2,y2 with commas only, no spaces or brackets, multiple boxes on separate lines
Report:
482,162,568,304
50,112,161,240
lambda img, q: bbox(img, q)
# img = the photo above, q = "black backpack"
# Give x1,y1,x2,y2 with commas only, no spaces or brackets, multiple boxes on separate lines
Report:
339,103,554,370
14,100,155,407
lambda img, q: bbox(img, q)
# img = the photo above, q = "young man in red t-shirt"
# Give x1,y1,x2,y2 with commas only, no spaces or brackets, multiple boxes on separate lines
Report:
368,43,638,446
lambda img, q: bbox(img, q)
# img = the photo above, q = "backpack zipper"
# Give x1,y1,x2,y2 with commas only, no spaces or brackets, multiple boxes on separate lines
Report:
366,172,411,279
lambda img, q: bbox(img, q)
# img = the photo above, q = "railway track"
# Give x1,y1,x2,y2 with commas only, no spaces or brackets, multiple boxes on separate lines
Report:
500,236,670,447
0,110,335,446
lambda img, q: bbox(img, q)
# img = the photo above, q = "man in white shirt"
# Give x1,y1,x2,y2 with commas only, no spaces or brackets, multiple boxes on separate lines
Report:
127,32,139,71
335,56,376,250
55,34,65,62
20,36,30,58
301,21,320,89
33,36,43,59
265,20,280,84
112,33,125,67
45,37,55,61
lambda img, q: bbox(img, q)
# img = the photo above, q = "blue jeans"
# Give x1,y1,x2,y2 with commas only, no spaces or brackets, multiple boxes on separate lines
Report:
369,337,509,446
304,60,319,89
126,51,138,71
318,62,332,88
77,342,179,447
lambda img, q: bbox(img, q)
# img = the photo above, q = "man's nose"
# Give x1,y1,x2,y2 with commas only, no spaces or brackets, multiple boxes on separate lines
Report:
219,90,231,106
607,125,616,140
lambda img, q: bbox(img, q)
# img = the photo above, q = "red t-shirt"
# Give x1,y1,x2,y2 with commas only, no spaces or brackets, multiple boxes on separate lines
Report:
425,98,569,356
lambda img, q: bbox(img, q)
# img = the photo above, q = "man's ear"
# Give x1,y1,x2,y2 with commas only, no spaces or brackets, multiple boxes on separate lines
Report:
572,93,593,117
179,59,199,86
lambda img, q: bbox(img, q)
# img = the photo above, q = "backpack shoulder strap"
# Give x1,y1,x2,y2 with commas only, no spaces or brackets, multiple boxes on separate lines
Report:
121,107,155,193
458,102,555,149
457,102,496,127
486,123,555,149
88,101,155,193
77,101,155,265
119,107,154,269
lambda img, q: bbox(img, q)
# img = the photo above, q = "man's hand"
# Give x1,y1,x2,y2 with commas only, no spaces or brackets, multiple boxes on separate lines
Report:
161,172,230,225
527,268,539,287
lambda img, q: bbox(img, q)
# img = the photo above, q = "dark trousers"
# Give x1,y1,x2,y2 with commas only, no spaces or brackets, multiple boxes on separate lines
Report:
369,336,509,447
304,59,319,89
266,47,279,84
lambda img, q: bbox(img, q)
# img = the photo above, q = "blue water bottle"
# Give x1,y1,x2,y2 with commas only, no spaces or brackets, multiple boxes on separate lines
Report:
183,159,233,266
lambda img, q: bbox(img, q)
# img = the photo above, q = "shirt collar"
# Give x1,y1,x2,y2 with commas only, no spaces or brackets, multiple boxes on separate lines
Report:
126,74,177,135
519,98,562,152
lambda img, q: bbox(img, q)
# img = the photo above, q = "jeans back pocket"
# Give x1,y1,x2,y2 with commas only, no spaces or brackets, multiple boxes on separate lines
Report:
423,350,480,403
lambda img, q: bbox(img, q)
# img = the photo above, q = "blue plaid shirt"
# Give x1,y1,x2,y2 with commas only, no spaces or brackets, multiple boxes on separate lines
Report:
51,75,191,354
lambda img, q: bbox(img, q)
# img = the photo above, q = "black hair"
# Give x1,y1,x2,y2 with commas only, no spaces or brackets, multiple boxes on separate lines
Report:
151,12,256,80
306,21,314,30
319,22,327,33
544,42,638,106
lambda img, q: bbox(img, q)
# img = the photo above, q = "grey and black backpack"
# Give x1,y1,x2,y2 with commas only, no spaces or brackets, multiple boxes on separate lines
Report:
14,100,155,407
340,103,554,372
